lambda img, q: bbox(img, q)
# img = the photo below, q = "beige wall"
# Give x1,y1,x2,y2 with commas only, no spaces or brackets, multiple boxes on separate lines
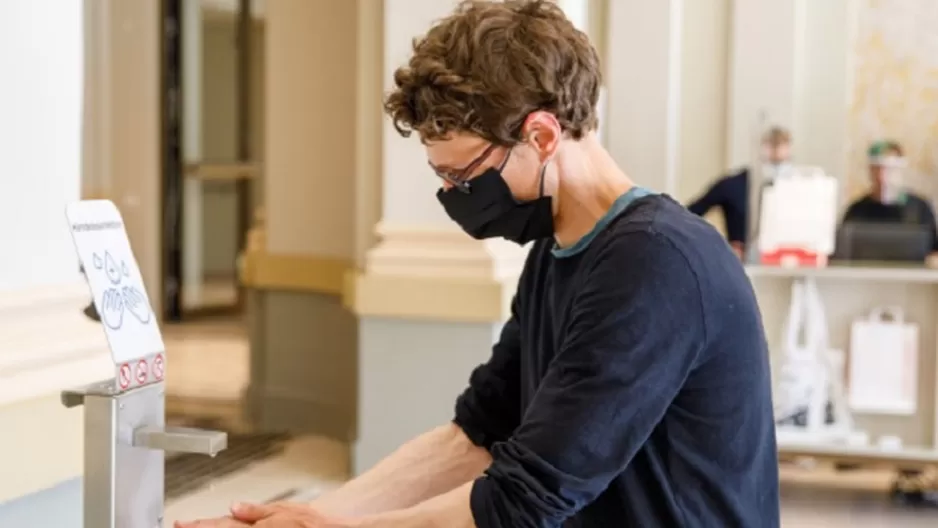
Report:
0,1,83,292
846,0,938,201
603,0,733,205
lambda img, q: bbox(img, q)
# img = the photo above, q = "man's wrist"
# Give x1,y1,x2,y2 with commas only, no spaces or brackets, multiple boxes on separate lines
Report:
353,509,416,528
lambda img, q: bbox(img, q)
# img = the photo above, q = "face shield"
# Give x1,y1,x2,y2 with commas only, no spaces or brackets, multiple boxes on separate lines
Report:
870,155,907,204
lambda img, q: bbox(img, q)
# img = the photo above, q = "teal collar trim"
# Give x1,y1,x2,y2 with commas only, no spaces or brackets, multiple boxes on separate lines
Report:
552,187,656,258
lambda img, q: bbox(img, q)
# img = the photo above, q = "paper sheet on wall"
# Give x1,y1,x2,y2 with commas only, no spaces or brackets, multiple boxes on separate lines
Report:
847,308,918,415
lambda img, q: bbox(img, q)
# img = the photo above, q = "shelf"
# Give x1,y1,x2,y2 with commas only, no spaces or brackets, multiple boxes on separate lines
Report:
746,262,938,283
779,439,938,466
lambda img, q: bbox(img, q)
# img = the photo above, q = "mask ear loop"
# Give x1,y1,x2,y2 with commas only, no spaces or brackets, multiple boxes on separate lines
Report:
537,163,548,198
497,147,513,171
523,132,549,199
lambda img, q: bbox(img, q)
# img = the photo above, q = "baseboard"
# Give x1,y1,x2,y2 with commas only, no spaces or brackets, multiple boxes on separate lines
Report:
240,252,351,295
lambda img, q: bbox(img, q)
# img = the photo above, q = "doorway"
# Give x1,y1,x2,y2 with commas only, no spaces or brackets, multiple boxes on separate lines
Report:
160,0,262,321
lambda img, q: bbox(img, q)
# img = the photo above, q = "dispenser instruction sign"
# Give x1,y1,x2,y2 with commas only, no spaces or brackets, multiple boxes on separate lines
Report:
66,200,166,382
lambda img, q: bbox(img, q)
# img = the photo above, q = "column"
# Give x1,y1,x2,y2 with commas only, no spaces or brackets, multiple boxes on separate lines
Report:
603,0,734,205
243,0,360,442
603,0,684,195
345,0,528,475
602,0,736,206
105,0,163,308
676,0,732,203
725,0,857,179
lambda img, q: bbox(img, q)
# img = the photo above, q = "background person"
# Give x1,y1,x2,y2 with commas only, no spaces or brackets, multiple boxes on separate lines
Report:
686,126,792,257
841,140,938,256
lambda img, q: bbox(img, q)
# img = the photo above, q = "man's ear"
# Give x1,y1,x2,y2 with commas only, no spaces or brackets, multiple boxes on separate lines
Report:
522,111,561,161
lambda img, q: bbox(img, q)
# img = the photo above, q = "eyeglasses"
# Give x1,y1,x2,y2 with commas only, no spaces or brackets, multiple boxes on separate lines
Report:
428,143,500,194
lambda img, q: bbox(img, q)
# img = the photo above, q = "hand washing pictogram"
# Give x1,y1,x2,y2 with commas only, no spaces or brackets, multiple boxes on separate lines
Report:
93,250,152,329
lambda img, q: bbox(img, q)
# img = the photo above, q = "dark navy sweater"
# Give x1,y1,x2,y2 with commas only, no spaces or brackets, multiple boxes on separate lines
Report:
687,169,750,244
456,190,780,527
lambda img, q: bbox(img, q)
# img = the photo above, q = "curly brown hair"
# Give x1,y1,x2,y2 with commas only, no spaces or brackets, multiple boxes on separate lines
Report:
383,0,602,145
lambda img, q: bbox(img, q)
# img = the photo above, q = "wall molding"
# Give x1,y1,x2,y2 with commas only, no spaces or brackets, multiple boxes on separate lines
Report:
0,281,112,406
344,224,526,323
0,281,112,503
240,252,352,296
240,223,527,323
365,223,528,280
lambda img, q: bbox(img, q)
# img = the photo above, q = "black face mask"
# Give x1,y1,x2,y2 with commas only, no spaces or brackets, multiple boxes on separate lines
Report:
437,162,554,245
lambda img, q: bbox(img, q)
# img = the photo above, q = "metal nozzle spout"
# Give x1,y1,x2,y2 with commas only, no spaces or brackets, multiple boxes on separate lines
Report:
133,426,228,456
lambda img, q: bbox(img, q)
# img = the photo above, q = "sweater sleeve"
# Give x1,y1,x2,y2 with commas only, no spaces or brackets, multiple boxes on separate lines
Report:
469,232,706,527
452,294,523,450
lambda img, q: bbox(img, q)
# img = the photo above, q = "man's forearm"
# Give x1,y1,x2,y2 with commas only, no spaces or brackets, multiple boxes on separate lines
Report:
312,423,490,517
358,481,476,528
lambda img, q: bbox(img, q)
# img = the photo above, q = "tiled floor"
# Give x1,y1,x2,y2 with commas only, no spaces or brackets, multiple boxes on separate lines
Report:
165,319,938,526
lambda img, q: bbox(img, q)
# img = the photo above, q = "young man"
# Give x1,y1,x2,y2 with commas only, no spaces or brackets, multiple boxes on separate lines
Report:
687,127,792,257
178,1,779,527
841,140,938,254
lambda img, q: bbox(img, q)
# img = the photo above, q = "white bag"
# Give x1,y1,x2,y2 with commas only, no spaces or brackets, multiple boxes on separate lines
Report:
775,279,830,429
848,307,919,415
758,167,838,257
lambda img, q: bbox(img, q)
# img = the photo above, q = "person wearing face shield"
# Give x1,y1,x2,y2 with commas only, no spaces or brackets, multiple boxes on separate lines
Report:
176,2,779,528
686,127,792,258
840,141,938,259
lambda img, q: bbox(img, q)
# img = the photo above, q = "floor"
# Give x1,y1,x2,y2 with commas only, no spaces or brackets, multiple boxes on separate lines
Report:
779,465,938,526
181,275,240,311
165,435,346,525
162,319,938,526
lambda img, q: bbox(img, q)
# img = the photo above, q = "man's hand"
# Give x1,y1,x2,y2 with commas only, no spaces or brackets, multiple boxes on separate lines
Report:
231,502,356,526
175,502,355,528
173,516,250,527
730,241,745,260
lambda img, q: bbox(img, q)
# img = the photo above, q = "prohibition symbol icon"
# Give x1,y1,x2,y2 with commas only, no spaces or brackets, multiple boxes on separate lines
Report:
152,353,165,381
135,359,149,385
118,363,132,390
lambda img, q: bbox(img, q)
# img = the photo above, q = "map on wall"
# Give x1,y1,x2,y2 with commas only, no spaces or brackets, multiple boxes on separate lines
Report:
847,0,938,201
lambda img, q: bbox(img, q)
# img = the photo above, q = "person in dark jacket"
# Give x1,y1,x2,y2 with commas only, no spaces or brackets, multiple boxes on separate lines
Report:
840,140,938,256
687,127,792,257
